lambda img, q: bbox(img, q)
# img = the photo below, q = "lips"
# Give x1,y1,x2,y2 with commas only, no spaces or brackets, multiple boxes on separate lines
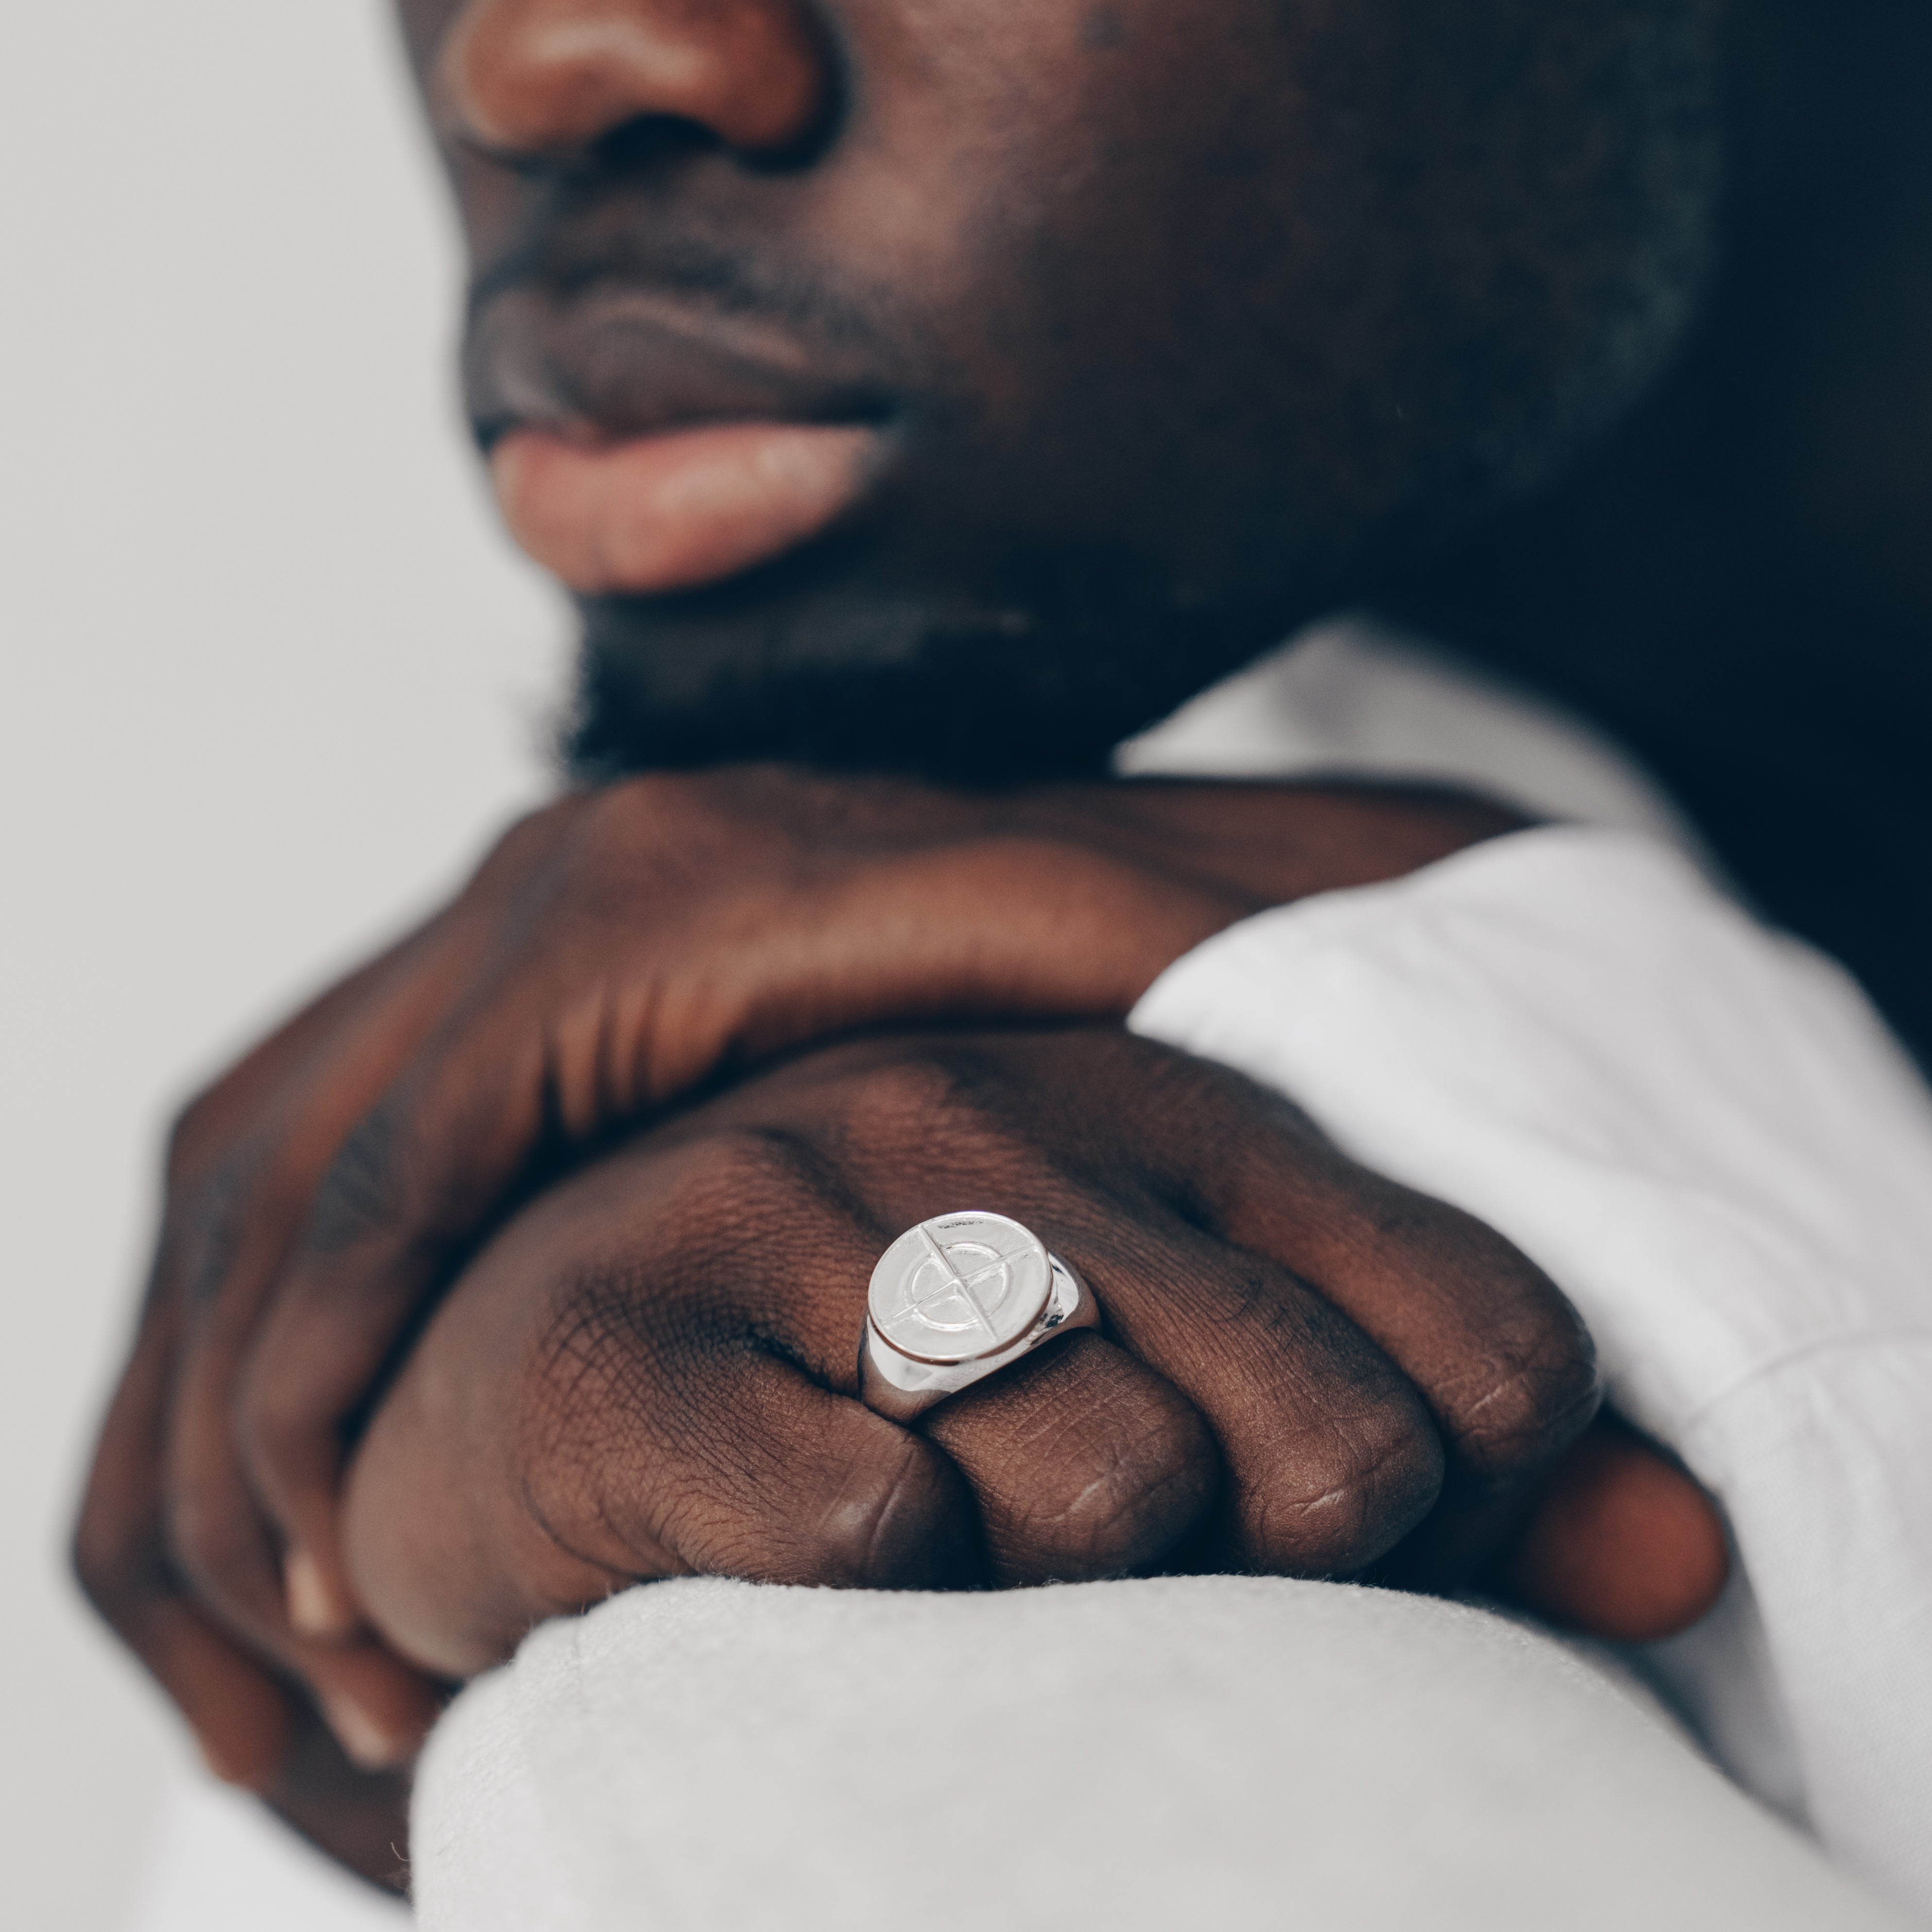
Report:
470,280,893,597
491,421,883,597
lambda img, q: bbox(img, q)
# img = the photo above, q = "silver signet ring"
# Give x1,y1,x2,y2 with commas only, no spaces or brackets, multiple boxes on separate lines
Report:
858,1211,1099,1423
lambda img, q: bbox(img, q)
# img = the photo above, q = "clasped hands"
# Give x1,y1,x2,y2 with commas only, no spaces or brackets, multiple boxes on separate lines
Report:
75,767,1723,1884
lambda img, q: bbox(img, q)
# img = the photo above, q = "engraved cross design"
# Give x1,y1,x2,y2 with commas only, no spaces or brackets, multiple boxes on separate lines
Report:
907,1221,1014,1343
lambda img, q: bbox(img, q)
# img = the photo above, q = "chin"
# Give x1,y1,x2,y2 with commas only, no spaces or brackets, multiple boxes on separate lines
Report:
563,535,1303,784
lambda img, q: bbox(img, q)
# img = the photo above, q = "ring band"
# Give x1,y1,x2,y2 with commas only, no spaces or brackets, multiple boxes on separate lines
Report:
858,1211,1100,1423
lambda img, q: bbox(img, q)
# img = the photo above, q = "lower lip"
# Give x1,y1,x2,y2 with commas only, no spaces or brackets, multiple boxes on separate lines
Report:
490,421,883,598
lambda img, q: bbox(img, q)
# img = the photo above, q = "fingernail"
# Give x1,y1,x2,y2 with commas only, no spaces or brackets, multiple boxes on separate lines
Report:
285,1547,355,1641
322,1691,412,1772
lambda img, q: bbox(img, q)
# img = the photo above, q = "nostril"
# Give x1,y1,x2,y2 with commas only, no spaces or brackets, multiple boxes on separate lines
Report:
592,112,725,175
440,0,836,165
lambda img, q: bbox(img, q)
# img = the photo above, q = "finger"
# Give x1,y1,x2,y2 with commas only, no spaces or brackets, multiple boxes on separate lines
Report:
163,911,443,1190
680,1039,1447,1578
89,813,572,1777
1196,1103,1600,1576
1062,1209,1448,1576
162,894,530,1670
236,1008,557,1640
79,1319,424,1883
263,1701,415,1895
348,1335,980,1679
921,1332,1219,1584
166,1313,445,1768
72,1292,297,1788
1495,1414,1730,1641
340,1133,983,1678
163,1094,450,1768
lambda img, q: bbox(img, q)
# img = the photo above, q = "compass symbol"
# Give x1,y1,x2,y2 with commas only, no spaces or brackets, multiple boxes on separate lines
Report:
900,1225,1015,1340
868,1212,1053,1364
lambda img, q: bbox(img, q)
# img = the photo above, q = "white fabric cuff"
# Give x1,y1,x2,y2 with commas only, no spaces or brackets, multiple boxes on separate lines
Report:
1129,824,1932,1915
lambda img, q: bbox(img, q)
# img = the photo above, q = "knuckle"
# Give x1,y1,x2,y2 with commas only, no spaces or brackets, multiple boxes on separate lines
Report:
172,1150,265,1310
1006,1404,1216,1581
303,1102,415,1255
558,774,715,892
842,1051,1019,1166
1445,1312,1601,1478
476,796,573,881
163,1087,226,1187
792,1432,956,1589
1246,1402,1445,1576
850,1055,963,1132
520,1268,713,1548
682,1125,830,1221
70,1510,143,1625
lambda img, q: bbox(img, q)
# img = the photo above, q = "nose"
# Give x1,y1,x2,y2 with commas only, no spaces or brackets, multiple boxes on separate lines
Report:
437,0,834,160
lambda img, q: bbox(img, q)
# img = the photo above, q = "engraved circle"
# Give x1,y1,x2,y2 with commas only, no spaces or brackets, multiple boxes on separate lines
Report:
868,1213,1053,1365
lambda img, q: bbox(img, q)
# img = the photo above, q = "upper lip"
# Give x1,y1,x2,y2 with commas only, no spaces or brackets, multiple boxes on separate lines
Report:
465,258,894,452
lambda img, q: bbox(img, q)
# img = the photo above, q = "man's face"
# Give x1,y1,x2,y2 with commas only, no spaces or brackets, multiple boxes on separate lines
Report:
397,0,1719,775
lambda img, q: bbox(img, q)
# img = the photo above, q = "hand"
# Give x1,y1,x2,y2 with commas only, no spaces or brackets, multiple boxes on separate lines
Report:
75,767,1523,1793
233,767,1526,1636
339,1027,1603,1678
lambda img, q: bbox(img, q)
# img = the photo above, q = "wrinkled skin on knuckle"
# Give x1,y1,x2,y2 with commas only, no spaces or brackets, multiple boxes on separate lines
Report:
1238,1394,1446,1576
169,1143,273,1311
674,1124,871,1289
840,1053,979,1160
514,1220,963,1594
923,1339,1218,1585
779,1427,966,1590
515,1254,775,1563
524,1271,672,1481
301,1095,433,1257
988,1402,1216,1585
813,1041,1097,1214
1439,1293,1601,1482
1451,1345,1602,1482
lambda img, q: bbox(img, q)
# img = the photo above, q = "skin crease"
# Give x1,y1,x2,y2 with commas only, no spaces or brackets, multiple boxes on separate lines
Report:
90,0,1932,1892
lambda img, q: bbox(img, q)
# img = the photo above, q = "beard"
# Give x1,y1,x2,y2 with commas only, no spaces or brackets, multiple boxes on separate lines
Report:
561,532,1302,786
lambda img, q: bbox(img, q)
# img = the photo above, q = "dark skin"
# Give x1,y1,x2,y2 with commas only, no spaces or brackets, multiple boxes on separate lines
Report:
411,0,1724,775
70,785,1525,1749
73,0,1793,1889
342,1027,1607,1679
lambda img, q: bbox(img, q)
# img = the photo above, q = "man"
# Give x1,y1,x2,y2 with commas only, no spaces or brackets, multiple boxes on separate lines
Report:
78,0,1932,1921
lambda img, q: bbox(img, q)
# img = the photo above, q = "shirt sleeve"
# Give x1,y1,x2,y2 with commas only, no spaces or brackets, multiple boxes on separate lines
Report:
1129,822,1932,1916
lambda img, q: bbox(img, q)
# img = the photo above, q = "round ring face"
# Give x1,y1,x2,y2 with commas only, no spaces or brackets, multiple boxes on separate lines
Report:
867,1212,1054,1366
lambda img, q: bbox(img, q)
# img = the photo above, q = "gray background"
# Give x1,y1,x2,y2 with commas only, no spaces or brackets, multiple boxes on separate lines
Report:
0,4,564,1923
